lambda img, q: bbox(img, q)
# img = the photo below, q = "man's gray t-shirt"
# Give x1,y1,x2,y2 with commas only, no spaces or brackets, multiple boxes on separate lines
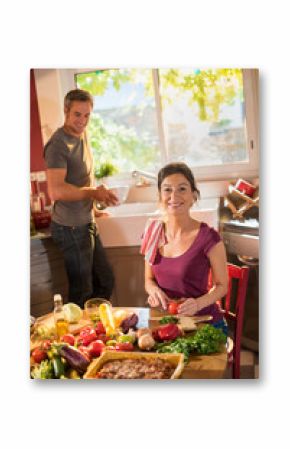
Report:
44,127,94,226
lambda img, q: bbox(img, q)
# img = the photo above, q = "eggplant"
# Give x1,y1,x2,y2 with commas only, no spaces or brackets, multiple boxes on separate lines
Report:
58,345,90,374
120,313,139,334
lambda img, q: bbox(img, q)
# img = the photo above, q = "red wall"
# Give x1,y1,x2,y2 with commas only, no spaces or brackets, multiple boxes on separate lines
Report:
30,70,50,204
30,69,45,172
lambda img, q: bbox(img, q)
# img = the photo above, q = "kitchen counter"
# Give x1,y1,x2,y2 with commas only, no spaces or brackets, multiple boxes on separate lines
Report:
31,227,51,240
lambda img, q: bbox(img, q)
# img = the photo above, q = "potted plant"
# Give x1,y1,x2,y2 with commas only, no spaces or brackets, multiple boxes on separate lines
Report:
94,161,119,184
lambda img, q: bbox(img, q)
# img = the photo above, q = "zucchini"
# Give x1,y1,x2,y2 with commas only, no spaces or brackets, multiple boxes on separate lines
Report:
52,356,66,378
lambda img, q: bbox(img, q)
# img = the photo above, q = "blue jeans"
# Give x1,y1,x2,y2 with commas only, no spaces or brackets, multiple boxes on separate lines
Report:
51,221,114,307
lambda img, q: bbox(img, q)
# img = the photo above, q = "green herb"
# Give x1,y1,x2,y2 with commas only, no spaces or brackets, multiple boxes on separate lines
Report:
191,324,227,354
159,316,179,324
155,324,227,362
94,161,118,180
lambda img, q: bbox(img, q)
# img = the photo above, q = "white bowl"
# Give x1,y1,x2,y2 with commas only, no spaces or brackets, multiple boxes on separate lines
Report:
109,185,130,204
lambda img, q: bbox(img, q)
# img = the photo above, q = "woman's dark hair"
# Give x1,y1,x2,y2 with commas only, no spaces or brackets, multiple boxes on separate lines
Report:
157,162,200,197
64,89,94,110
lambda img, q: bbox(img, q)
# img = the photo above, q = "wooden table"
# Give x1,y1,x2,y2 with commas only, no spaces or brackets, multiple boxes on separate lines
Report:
31,307,228,379
149,308,228,379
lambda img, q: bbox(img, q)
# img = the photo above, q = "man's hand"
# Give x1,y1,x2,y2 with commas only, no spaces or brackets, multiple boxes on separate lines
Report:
92,184,119,206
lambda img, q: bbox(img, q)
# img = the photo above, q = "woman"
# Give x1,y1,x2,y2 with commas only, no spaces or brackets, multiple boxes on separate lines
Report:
141,162,228,332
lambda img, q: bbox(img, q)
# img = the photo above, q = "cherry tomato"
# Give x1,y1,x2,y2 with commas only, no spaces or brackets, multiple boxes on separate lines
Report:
95,321,106,335
115,342,134,351
168,301,179,315
32,348,48,364
61,334,75,346
97,333,111,343
75,335,84,346
41,340,52,351
79,326,95,338
78,345,92,360
82,329,97,346
88,340,105,358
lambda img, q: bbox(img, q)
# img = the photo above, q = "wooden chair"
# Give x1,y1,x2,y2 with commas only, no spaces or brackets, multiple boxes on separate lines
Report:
209,263,250,379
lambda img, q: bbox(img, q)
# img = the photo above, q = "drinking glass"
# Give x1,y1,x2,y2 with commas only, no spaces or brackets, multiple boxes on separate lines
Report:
84,298,112,323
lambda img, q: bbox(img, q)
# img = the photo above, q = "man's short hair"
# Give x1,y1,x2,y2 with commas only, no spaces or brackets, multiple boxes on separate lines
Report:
64,89,93,110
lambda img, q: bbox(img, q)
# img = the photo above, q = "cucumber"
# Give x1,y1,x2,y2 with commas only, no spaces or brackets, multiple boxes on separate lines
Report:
52,356,66,378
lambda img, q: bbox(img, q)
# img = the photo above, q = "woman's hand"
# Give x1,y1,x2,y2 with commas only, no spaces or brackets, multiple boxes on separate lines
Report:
177,298,198,316
147,288,169,311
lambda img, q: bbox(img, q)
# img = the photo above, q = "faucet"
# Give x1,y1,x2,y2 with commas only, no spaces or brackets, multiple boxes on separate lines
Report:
131,170,157,186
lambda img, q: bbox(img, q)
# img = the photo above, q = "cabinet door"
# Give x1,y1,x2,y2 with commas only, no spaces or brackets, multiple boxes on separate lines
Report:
105,247,148,307
30,238,68,317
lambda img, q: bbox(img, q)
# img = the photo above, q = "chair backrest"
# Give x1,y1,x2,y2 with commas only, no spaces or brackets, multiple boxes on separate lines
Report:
225,263,249,378
209,263,250,378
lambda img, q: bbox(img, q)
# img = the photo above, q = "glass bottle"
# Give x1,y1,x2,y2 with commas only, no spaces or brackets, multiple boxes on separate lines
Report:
53,294,69,338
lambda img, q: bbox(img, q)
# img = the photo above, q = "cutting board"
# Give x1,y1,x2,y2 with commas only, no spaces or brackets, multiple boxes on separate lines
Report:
36,312,90,333
149,314,212,331
30,312,90,351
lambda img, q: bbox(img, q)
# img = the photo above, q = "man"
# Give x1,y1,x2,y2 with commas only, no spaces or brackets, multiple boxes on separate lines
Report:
44,89,118,308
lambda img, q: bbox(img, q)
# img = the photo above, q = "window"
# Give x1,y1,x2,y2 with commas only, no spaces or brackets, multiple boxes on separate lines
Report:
75,68,258,180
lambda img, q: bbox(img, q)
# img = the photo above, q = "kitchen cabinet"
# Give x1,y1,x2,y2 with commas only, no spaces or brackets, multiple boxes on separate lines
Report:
30,235,147,317
30,237,68,317
105,246,147,307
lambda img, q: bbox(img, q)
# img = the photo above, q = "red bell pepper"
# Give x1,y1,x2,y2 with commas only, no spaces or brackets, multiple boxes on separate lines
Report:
156,323,181,341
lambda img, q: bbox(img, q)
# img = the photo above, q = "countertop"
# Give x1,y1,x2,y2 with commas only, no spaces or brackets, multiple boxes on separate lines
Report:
31,227,51,240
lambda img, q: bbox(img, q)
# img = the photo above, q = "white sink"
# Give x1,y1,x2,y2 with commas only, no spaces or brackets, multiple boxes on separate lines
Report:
106,202,160,217
97,199,219,247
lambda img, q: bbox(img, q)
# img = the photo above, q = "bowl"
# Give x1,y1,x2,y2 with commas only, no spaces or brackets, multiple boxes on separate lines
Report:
84,298,112,323
109,185,130,204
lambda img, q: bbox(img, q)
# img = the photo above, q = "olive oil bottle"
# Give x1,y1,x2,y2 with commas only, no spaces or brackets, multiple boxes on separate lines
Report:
53,294,69,338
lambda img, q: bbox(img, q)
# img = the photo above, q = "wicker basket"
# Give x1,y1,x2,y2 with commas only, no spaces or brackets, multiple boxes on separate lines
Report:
83,350,185,379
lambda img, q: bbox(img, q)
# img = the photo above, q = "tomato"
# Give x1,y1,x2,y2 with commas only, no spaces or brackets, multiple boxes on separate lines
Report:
81,329,97,346
41,340,52,351
88,340,105,358
61,334,75,346
168,301,179,315
115,342,134,351
95,321,106,335
78,345,92,360
97,333,110,343
75,335,84,346
79,326,95,338
32,347,48,364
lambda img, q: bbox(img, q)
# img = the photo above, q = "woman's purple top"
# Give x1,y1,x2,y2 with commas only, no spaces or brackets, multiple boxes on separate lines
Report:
152,222,223,322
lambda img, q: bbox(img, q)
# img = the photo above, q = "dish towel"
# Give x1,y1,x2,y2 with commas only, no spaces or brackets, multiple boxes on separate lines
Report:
140,218,167,265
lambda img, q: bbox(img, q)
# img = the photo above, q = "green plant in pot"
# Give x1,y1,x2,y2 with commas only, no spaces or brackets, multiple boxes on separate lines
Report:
94,161,119,210
94,161,119,182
